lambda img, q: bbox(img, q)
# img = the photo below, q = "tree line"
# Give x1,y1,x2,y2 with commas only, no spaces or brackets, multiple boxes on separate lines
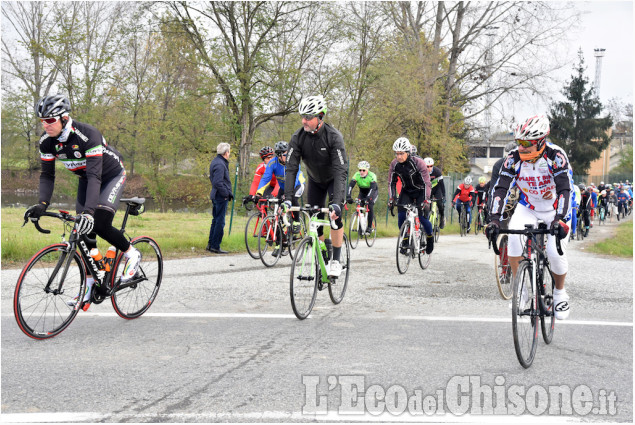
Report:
6,1,620,210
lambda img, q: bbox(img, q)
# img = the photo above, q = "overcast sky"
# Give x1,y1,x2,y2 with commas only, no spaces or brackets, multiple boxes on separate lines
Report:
494,1,633,130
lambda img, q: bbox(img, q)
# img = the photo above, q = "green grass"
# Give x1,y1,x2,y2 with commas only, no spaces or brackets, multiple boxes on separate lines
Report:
588,221,633,258
1,206,474,267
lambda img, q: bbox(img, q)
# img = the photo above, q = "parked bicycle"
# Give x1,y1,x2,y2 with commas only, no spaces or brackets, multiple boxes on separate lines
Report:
393,203,431,274
14,198,163,339
286,205,350,320
242,196,270,259
258,199,306,267
490,221,564,368
346,198,377,249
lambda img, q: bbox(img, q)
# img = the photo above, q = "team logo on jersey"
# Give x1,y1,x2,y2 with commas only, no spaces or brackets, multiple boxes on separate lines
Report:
55,144,63,152
72,145,79,149
554,152,566,168
542,191,554,200
74,151,82,158
58,154,67,159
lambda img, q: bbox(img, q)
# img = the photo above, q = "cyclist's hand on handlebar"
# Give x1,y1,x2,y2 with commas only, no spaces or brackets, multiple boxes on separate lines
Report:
485,221,500,242
387,198,395,209
346,197,353,204
281,200,292,213
75,213,94,235
550,218,569,239
329,203,341,219
24,203,47,222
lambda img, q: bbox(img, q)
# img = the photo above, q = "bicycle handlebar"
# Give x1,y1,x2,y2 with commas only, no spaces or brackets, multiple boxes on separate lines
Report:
23,211,76,234
489,226,563,256
284,205,339,230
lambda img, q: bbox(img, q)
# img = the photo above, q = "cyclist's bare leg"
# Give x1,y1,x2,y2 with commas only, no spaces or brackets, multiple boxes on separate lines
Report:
509,256,521,278
552,272,565,290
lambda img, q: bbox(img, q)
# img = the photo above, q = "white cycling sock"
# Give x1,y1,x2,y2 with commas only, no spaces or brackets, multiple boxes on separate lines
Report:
554,288,567,296
85,277,95,301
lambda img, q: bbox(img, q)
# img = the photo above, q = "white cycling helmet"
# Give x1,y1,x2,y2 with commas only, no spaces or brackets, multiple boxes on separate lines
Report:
423,157,434,166
357,161,370,170
514,114,550,142
298,95,327,116
464,176,473,186
392,137,411,152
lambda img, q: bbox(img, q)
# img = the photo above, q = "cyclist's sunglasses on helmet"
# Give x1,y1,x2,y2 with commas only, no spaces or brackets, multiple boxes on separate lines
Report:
40,116,60,125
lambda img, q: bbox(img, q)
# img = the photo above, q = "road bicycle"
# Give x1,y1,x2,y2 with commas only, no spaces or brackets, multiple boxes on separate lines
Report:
257,199,306,267
14,198,163,339
474,204,486,235
242,196,270,259
429,198,441,243
494,188,519,299
490,221,564,368
393,204,431,274
346,198,377,249
577,209,590,239
457,203,469,237
607,201,616,223
287,206,350,320
597,204,606,225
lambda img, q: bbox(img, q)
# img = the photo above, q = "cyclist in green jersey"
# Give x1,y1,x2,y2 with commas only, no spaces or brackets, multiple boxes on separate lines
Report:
347,161,379,234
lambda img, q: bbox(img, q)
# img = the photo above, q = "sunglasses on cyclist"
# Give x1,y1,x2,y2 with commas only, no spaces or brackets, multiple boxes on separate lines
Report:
516,137,544,148
359,169,368,172
40,116,61,125
301,114,318,120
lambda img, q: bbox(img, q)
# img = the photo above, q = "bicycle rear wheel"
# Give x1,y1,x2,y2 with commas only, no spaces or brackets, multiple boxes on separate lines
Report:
14,244,86,339
111,236,163,319
540,266,556,344
396,221,412,274
349,213,360,249
290,237,318,319
365,216,377,247
494,235,512,300
258,215,283,267
512,260,538,368
244,212,264,259
328,233,350,304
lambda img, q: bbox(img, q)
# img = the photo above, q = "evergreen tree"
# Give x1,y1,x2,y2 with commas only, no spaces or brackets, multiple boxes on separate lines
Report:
549,50,612,174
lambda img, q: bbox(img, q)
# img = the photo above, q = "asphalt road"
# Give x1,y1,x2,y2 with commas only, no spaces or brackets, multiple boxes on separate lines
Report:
1,216,632,423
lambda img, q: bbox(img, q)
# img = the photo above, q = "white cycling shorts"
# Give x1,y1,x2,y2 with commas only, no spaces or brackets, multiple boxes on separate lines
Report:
507,204,569,275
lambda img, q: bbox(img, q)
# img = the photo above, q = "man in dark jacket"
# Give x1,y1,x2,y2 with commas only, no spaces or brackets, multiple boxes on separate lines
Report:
207,143,233,254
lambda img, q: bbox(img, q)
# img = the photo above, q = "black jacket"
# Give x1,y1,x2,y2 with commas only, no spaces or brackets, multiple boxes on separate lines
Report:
209,154,232,200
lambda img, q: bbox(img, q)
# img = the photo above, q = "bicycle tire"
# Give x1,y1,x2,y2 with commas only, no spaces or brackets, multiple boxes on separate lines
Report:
365,216,377,247
258,215,283,267
512,260,538,368
494,235,512,300
396,221,412,274
290,236,318,320
111,236,163,319
244,212,264,260
349,212,360,249
460,209,467,237
418,232,431,269
540,266,555,344
14,244,86,339
328,233,350,304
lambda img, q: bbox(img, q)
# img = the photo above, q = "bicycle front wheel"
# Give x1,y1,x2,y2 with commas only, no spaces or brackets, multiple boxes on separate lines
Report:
512,260,538,368
396,221,412,274
495,235,512,300
287,216,307,260
460,210,467,237
349,213,360,249
111,237,163,319
290,237,318,320
418,232,431,269
258,215,283,267
14,244,86,339
329,233,350,304
244,212,264,259
365,216,377,247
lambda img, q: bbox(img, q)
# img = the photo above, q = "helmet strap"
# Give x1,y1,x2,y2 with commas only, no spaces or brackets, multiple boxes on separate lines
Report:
310,119,324,135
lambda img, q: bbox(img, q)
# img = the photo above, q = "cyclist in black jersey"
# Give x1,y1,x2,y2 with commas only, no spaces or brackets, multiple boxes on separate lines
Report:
284,95,348,278
24,94,141,307
423,157,446,228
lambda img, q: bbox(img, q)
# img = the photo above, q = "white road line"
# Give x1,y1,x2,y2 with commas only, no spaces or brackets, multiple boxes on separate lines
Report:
0,411,582,423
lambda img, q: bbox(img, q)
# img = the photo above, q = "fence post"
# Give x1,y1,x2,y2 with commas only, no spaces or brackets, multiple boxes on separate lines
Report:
228,161,239,235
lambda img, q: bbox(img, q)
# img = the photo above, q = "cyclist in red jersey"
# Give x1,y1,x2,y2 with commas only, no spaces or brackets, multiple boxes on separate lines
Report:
246,146,277,201
452,176,476,232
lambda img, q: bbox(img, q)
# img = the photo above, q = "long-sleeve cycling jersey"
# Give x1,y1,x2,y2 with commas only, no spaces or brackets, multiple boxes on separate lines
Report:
348,171,378,200
617,192,631,203
257,156,304,197
428,166,445,200
453,184,475,204
474,183,488,205
490,142,573,222
388,155,431,200
285,122,348,205
38,118,125,215
249,161,278,196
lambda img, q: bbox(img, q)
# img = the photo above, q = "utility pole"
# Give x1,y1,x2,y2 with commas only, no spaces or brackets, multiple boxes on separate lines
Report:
484,26,498,161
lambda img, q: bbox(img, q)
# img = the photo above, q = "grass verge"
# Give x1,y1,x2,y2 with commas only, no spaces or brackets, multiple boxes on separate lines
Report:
588,220,633,258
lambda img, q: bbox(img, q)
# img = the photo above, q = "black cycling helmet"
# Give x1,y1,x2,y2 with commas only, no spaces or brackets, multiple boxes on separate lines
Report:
259,146,274,160
274,141,289,155
36,94,70,118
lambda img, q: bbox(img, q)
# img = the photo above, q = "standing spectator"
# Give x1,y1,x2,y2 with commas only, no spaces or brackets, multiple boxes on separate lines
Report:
207,143,233,254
